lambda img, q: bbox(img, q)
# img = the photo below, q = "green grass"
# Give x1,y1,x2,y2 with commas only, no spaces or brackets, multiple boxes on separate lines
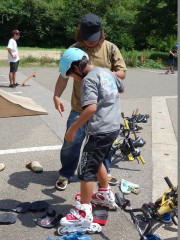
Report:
0,46,64,51
0,47,177,69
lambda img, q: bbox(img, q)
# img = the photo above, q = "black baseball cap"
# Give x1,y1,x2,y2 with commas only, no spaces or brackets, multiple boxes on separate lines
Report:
80,13,102,42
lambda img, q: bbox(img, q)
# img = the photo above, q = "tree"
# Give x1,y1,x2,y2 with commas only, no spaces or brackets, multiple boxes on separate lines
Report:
134,0,177,50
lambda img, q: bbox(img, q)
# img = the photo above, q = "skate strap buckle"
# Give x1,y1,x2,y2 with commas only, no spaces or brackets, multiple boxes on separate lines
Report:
70,209,81,220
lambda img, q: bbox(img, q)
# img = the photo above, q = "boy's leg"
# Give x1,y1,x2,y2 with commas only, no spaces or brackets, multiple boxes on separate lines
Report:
103,147,118,185
165,66,170,74
9,61,19,86
81,181,94,204
9,62,14,86
96,163,108,189
77,131,119,209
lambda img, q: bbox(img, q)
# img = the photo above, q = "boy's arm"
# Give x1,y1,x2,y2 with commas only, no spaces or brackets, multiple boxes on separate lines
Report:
65,104,97,142
169,50,176,57
115,75,125,93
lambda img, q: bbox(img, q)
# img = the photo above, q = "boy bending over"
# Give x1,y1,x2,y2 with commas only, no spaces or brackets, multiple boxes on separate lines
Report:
59,48,124,228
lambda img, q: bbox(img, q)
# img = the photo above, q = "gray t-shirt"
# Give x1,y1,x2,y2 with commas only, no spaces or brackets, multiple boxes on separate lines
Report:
81,66,124,135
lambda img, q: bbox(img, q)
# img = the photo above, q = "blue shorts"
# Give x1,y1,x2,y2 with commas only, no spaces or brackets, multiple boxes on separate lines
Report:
168,59,174,66
78,130,119,181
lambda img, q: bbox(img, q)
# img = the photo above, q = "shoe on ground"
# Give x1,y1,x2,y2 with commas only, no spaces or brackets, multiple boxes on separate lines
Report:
14,83,20,86
171,71,175,74
26,161,43,173
9,84,14,88
55,175,68,191
0,163,5,172
108,176,118,186
165,71,169,74
160,212,172,224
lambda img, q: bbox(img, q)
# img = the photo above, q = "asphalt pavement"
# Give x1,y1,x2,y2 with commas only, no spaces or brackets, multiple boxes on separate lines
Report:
0,67,178,240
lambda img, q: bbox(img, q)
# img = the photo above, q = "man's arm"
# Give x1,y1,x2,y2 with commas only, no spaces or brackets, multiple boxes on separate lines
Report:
114,70,126,79
53,74,68,116
7,48,16,58
65,104,96,142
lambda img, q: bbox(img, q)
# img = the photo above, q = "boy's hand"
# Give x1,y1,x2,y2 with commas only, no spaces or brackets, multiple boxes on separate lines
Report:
53,96,65,117
65,126,77,142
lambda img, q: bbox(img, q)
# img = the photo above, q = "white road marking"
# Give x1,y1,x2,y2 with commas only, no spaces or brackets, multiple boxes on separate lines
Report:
0,145,62,155
165,95,177,99
0,82,8,83
152,96,177,200
10,91,22,94
152,96,178,238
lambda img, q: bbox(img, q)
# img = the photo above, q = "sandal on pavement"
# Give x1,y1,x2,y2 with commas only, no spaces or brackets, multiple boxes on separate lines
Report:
36,209,63,228
0,163,5,172
0,213,17,224
26,161,43,173
108,176,118,186
55,175,68,191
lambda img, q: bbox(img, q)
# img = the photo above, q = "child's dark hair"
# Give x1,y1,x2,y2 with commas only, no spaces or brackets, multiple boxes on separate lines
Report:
66,56,89,76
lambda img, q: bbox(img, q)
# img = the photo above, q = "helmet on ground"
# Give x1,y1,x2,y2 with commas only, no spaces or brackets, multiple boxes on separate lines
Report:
173,44,178,50
59,48,89,78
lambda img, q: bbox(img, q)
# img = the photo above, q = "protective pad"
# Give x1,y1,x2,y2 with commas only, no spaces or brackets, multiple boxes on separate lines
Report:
29,201,49,212
120,179,139,194
0,213,17,224
145,233,162,240
15,202,31,213
0,202,31,213
93,209,108,225
0,201,48,213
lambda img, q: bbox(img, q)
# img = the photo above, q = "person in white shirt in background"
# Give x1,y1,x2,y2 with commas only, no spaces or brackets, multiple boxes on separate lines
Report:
7,29,20,88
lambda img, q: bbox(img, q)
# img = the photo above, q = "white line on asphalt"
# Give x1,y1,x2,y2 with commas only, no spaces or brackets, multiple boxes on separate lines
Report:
165,95,177,99
152,96,178,240
0,75,5,77
0,145,62,155
0,82,8,83
10,92,22,94
152,96,177,201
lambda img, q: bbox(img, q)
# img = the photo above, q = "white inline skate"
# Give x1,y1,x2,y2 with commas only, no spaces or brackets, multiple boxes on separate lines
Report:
57,202,102,235
91,186,118,210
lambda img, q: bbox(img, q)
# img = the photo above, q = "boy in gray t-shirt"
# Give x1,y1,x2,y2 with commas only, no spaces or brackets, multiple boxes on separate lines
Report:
59,48,124,230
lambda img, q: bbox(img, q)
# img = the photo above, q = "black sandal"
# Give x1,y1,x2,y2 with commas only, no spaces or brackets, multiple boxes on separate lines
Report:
36,209,63,228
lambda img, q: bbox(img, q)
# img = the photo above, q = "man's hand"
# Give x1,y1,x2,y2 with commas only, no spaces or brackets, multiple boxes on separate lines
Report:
65,125,77,142
53,96,65,117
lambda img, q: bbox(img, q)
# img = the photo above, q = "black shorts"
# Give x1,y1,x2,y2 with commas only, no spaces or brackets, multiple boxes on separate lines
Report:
10,61,19,73
78,130,119,181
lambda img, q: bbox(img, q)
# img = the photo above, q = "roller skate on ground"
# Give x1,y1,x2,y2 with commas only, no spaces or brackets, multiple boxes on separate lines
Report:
91,187,118,210
57,202,101,235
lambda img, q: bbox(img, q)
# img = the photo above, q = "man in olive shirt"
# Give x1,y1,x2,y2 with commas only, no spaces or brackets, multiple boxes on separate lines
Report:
53,13,127,191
